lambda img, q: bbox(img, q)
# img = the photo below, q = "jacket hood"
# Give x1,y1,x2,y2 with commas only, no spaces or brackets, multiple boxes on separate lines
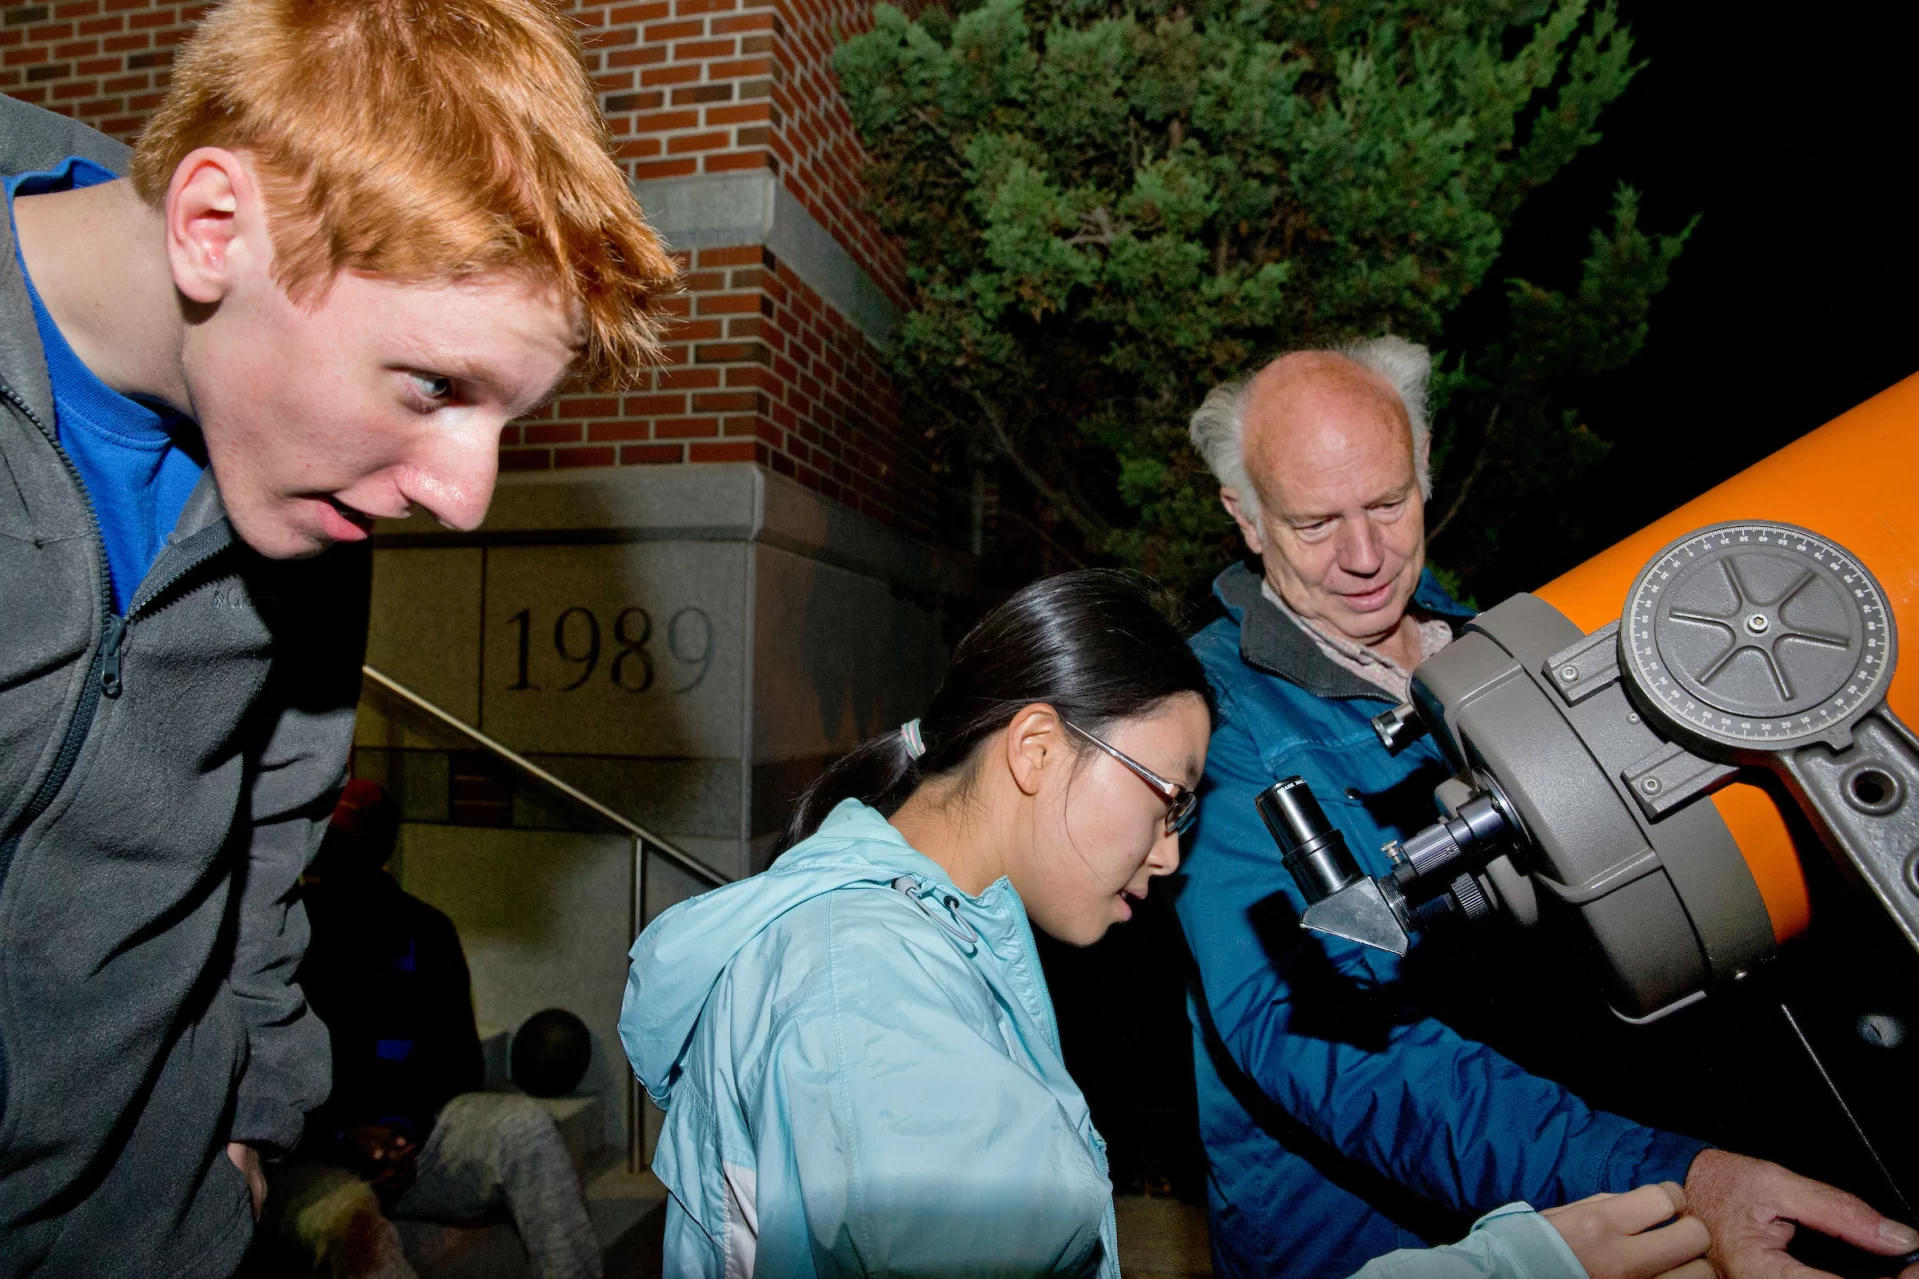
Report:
620,800,965,1107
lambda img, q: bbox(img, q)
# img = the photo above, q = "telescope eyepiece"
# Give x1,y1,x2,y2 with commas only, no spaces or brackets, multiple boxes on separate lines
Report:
1257,777,1363,906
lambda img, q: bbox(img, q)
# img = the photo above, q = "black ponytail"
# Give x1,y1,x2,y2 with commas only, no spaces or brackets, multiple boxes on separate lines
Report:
781,569,1214,852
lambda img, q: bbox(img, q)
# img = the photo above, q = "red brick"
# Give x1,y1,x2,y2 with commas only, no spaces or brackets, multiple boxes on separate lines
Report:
706,57,772,78
689,441,757,463
704,150,771,174
658,367,721,390
557,395,621,418
672,38,735,60
669,82,731,104
588,420,653,442
711,13,775,33
639,62,702,87
696,293,762,316
633,107,700,131
654,416,720,439
631,157,698,180
666,130,729,154
524,423,584,445
706,101,769,126
555,446,618,469
642,19,705,41
693,391,762,412
500,449,553,473
604,89,664,111
621,444,685,465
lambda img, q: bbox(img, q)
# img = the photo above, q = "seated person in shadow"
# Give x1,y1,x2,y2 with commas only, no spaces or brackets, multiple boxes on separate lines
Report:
259,780,602,1279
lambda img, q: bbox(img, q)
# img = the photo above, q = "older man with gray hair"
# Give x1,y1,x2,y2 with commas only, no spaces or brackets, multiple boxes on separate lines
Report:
1172,339,1919,1279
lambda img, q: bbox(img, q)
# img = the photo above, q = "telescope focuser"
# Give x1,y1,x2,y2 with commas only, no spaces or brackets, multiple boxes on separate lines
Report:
1258,777,1516,956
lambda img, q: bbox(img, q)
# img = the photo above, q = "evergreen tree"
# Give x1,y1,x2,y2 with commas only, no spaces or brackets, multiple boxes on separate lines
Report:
836,0,1692,599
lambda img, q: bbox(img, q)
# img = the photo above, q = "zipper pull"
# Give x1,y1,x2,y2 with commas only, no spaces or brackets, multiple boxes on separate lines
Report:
101,614,126,698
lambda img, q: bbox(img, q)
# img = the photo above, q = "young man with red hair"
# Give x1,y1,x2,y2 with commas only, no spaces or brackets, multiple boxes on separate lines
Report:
0,3,676,1272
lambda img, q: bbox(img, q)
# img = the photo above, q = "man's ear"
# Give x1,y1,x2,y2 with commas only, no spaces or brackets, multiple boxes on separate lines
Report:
1219,488,1265,556
1002,703,1062,799
164,148,260,306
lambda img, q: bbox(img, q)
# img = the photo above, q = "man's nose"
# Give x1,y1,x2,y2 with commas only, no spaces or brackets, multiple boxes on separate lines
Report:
407,415,504,532
1335,516,1384,576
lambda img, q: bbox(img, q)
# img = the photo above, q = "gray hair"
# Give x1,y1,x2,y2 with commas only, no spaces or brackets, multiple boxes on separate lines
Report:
1188,335,1433,534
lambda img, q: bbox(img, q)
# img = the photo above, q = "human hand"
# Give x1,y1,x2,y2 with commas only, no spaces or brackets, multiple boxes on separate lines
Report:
225,1141,266,1221
1543,1182,1713,1279
342,1123,419,1203
1685,1148,1919,1279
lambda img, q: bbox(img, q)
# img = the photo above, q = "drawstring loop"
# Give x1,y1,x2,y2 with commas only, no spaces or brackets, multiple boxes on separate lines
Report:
890,875,980,948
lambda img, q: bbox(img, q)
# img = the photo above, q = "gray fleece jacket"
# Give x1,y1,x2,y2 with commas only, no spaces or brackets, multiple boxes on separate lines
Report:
0,96,369,1276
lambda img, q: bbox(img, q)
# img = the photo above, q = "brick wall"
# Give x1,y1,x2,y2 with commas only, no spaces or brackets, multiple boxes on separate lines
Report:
578,0,906,309
508,242,929,532
1,0,934,537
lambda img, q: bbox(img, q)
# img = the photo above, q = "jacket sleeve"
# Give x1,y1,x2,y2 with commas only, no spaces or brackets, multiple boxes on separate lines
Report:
748,893,1110,1279
1176,688,1706,1215
1349,1204,1588,1279
225,551,369,1151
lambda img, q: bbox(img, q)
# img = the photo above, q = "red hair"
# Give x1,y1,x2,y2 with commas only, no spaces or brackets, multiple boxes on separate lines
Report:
131,0,678,389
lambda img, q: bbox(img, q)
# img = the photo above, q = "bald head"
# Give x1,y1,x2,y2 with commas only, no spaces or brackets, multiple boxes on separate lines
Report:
1241,352,1415,516
1211,346,1431,653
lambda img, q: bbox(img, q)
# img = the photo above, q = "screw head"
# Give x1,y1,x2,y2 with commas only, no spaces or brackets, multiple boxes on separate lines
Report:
1858,1013,1908,1050
1746,613,1770,635
1559,665,1580,682
1641,777,1662,795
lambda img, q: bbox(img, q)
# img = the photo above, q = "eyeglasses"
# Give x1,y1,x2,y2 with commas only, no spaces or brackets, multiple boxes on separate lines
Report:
1062,719,1198,836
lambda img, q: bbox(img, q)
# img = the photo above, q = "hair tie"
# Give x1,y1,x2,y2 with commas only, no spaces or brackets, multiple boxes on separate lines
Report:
899,719,926,761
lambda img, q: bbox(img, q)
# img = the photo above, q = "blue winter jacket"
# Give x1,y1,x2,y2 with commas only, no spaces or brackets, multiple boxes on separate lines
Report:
621,800,1120,1278
1177,563,1709,1279
621,799,1596,1279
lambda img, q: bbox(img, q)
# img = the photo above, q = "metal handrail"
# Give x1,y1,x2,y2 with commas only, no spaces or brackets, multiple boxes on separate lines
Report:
360,665,728,889
361,664,732,1173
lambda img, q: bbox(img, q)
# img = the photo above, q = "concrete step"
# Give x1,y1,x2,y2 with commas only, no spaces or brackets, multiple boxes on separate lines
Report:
394,1157,666,1279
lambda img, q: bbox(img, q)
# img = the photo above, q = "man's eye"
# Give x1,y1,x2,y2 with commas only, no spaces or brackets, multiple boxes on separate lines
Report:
408,373,454,402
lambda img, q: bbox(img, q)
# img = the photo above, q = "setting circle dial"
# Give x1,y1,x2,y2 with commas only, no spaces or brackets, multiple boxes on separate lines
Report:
1620,521,1895,752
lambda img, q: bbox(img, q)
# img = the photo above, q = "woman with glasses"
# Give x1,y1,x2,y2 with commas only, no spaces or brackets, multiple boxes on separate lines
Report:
618,570,1709,1279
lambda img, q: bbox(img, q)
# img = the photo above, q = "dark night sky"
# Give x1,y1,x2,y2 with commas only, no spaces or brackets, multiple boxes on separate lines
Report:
1489,0,1919,546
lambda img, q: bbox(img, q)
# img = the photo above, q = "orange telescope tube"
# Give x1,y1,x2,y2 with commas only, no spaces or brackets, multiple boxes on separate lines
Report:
1537,373,1919,947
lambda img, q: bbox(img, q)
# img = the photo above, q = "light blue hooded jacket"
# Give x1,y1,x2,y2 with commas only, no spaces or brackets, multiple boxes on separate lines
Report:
619,800,1590,1279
